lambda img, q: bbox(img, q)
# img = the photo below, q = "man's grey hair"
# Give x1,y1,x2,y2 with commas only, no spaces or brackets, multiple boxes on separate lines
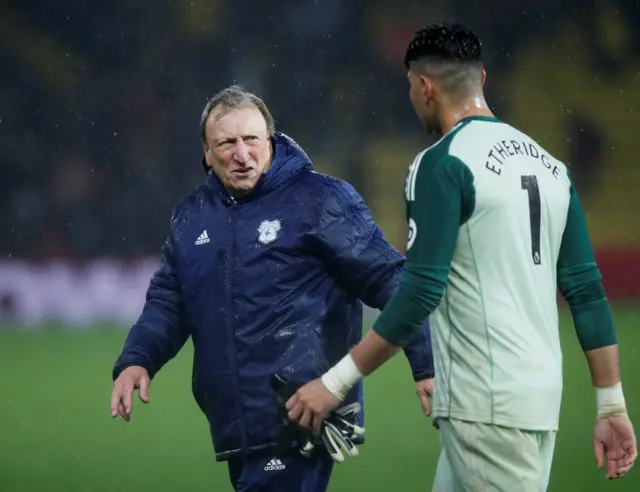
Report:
199,85,276,143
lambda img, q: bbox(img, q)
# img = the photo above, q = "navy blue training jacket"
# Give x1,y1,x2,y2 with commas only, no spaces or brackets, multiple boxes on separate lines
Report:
113,133,433,462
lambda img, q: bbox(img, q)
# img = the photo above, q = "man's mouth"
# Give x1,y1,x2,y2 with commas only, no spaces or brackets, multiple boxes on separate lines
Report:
232,168,252,176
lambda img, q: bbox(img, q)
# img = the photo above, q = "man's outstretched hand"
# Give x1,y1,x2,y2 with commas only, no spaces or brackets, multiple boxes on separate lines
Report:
285,378,341,437
111,366,150,422
594,414,637,479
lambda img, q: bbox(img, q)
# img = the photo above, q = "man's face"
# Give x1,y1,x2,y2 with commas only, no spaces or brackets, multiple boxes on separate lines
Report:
202,106,272,197
408,71,441,135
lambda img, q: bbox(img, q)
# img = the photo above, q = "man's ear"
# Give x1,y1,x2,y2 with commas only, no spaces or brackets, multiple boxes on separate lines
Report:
481,69,487,87
202,143,211,167
420,75,435,103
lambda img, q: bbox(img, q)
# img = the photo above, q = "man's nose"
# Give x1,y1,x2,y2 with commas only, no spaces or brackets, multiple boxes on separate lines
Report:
233,141,250,163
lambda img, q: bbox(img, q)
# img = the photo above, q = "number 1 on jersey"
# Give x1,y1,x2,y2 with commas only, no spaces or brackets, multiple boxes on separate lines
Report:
521,175,541,265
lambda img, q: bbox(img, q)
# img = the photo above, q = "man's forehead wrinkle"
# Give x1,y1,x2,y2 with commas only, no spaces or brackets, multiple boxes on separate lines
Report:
212,126,265,140
209,111,267,136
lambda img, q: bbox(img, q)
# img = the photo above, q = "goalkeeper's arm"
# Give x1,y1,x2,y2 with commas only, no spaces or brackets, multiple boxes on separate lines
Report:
557,175,627,418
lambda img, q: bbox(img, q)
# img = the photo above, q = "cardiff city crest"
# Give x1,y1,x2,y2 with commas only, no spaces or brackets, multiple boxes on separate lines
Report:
257,219,281,244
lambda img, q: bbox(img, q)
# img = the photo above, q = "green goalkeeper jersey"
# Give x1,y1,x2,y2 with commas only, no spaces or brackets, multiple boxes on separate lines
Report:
373,115,616,431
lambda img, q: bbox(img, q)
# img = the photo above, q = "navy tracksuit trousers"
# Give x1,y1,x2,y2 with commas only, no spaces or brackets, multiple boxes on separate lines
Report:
228,450,334,491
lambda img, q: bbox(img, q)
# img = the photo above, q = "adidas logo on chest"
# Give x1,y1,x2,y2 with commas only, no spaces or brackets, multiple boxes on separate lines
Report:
195,230,210,245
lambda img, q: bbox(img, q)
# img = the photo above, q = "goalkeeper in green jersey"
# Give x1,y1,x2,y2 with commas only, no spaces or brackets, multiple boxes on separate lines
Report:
284,22,637,491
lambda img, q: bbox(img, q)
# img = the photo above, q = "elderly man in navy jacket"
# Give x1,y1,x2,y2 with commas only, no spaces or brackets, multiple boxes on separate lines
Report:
111,85,433,492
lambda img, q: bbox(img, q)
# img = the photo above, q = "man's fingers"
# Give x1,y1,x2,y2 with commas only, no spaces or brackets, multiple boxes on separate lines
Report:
122,381,134,415
594,439,605,469
138,376,150,404
118,403,130,422
615,463,633,477
298,407,313,430
110,385,123,417
418,391,431,417
285,393,299,412
624,442,638,466
288,400,303,422
607,457,618,479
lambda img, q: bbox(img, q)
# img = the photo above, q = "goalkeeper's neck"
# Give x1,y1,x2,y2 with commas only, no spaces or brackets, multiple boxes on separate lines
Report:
439,95,495,134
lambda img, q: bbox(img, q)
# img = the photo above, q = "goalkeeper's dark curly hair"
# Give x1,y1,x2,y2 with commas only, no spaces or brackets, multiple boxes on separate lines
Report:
404,22,483,69
404,23,484,100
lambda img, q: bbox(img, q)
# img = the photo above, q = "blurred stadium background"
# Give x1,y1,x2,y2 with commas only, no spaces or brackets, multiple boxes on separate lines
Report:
1,0,639,491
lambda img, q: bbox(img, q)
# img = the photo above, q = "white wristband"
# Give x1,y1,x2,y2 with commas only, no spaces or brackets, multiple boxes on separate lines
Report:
321,354,363,402
596,382,627,418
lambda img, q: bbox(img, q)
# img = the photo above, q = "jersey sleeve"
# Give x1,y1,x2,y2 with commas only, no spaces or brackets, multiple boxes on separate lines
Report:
372,153,475,347
556,173,617,351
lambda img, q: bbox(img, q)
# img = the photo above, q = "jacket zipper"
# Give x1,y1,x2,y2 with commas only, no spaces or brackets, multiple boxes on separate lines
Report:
224,198,247,451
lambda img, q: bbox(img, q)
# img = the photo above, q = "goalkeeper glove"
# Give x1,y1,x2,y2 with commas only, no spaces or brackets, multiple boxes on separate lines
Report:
270,373,365,463
320,401,365,462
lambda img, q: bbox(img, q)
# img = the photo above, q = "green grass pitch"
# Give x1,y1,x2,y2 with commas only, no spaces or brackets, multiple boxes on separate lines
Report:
1,306,639,491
